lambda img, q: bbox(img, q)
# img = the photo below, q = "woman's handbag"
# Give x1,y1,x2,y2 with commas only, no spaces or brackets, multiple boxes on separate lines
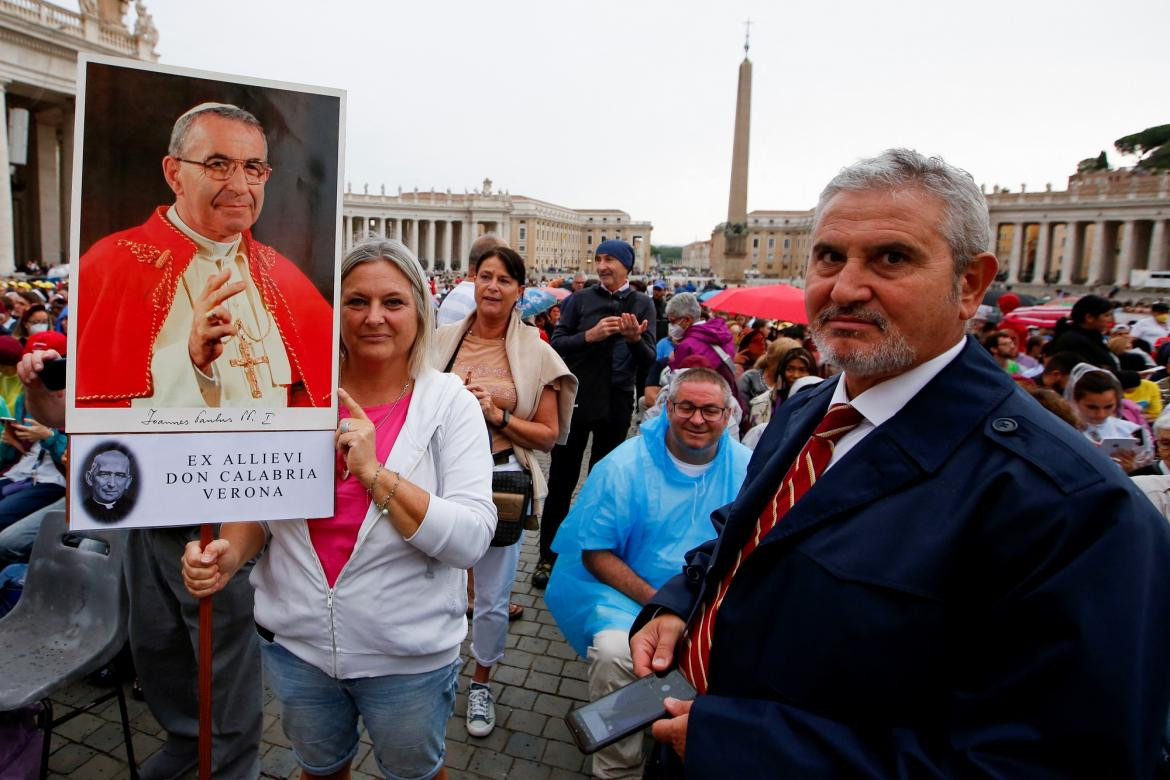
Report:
490,469,532,547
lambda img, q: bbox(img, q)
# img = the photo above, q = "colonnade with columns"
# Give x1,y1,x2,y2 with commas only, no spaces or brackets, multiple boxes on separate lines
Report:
340,214,507,272
993,217,1170,287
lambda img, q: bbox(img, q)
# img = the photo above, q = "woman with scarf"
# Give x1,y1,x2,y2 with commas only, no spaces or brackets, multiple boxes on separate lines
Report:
433,244,577,739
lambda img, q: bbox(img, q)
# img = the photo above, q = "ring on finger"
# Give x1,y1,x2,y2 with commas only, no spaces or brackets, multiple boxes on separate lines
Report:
339,420,350,434
205,309,220,323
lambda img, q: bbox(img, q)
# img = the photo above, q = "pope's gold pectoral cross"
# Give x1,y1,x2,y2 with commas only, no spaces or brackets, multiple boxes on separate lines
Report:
230,335,270,399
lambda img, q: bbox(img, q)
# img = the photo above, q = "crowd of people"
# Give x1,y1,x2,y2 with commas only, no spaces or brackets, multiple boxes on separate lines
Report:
5,141,1170,780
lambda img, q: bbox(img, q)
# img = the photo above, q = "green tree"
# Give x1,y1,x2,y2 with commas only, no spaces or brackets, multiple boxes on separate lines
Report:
1077,150,1110,173
1114,125,1170,170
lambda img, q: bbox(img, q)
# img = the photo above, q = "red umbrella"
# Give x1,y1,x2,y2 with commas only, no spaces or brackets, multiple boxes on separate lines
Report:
1001,303,1075,329
704,285,807,323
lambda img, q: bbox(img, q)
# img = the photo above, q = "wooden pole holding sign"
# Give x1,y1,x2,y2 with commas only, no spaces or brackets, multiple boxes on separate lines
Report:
198,523,213,780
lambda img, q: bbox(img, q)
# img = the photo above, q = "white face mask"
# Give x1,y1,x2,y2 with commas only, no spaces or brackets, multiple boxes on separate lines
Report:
668,323,686,341
27,323,49,334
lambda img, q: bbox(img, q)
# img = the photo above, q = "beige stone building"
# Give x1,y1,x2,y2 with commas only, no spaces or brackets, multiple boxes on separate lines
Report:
342,178,652,275
681,239,710,270
0,0,158,274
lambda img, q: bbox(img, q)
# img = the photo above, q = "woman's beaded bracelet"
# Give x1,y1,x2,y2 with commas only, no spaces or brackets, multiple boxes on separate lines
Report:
376,470,402,518
366,465,384,496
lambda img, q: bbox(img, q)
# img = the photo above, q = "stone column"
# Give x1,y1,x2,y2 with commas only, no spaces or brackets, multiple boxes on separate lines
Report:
0,83,16,275
1030,222,1051,284
1087,220,1108,285
60,100,73,262
1151,220,1168,272
341,216,349,253
442,219,452,267
35,110,61,266
1006,223,1024,283
1060,221,1080,285
408,219,419,258
425,219,436,271
1117,220,1138,286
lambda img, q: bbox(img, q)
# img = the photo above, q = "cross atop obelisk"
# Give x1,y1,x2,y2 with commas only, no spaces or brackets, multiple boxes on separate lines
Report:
744,18,751,56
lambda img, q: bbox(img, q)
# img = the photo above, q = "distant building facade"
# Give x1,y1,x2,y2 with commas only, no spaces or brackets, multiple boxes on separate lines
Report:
342,178,653,275
0,0,159,274
681,239,710,271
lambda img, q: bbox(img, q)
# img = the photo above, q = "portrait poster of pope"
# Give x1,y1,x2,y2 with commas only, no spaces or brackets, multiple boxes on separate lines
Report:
66,55,343,435
65,55,342,529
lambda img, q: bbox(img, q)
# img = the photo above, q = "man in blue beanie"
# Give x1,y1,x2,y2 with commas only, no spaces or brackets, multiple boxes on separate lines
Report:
535,240,656,587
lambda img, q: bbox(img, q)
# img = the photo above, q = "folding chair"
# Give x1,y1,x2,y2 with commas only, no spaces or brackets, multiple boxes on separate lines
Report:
0,510,137,779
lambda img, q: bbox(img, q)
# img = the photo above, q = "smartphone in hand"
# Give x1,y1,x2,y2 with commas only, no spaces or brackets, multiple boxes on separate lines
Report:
564,669,695,754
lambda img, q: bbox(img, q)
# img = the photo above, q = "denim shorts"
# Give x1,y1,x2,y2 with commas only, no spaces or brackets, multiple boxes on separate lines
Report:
260,639,459,780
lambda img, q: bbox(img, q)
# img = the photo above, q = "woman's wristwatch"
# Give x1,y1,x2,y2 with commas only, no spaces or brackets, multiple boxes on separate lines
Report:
496,409,511,429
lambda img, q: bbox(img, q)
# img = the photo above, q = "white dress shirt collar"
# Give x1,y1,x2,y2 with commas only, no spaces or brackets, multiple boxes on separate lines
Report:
829,338,967,427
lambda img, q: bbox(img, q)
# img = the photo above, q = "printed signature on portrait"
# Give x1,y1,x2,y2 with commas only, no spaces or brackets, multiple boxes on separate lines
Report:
139,408,277,427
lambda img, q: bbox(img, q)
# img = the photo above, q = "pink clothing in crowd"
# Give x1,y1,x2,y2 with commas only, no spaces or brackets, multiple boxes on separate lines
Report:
308,394,413,587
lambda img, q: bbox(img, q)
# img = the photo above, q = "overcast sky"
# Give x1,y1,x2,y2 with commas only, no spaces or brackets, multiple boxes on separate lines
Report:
98,0,1169,244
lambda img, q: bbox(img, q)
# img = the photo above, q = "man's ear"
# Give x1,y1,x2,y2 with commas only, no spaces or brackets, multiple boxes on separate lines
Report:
958,252,999,321
162,156,183,197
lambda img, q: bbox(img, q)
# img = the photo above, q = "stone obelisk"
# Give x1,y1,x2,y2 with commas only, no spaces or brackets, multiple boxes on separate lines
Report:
724,24,751,259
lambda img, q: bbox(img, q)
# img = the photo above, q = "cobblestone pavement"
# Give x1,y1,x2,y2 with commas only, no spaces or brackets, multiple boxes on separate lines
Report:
46,450,605,779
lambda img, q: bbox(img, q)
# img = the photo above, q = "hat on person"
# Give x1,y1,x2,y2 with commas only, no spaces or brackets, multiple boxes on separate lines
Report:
1153,301,1170,313
23,330,66,356
595,239,635,271
0,336,22,366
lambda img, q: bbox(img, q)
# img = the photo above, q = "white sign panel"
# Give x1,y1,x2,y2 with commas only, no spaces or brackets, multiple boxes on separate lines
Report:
69,431,335,531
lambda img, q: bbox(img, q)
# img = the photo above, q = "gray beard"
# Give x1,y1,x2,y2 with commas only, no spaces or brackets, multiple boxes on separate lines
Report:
810,305,918,379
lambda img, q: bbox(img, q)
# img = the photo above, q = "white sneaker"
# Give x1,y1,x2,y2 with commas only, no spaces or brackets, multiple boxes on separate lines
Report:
466,682,496,737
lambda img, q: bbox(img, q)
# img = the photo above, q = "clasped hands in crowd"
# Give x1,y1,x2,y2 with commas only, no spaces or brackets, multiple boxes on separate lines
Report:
585,313,647,344
631,613,693,761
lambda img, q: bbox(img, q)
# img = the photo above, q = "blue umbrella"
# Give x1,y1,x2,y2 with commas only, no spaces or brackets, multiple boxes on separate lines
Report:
520,288,557,318
699,289,723,302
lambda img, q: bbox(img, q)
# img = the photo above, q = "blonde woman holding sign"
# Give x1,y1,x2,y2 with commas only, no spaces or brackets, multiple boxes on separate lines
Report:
182,237,495,780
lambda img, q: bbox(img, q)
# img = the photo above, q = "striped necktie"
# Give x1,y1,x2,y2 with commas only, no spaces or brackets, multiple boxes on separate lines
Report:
680,402,864,694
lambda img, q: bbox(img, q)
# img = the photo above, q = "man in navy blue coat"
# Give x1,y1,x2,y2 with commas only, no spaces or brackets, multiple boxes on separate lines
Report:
631,149,1170,778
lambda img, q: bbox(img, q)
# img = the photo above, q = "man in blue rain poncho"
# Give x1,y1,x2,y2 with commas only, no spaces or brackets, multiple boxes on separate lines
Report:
546,367,750,779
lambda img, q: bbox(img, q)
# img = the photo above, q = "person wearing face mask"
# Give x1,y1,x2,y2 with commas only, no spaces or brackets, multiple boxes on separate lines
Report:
1131,301,1170,345
11,304,51,343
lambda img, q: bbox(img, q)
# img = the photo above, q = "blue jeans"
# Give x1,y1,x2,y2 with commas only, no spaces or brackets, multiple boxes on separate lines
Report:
261,639,459,780
0,498,65,565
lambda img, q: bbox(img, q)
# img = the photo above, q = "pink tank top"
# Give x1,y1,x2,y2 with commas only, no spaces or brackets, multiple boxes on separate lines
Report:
307,394,413,587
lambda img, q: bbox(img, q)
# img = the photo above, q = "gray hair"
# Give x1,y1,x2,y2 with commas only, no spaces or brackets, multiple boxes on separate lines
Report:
169,103,265,158
813,148,991,284
340,237,433,379
665,291,700,321
1154,411,1170,436
667,366,733,408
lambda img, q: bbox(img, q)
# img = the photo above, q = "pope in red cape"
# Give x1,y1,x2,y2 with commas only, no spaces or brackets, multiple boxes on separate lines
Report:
75,102,332,409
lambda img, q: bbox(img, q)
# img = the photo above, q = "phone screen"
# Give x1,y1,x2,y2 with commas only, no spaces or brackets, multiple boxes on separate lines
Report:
566,669,695,753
